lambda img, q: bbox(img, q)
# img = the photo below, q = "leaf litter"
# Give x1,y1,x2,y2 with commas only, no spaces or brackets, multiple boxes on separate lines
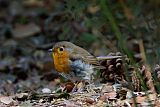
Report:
0,0,160,106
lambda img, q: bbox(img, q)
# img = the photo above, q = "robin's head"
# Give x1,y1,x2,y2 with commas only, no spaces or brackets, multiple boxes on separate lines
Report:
48,41,75,54
48,41,76,73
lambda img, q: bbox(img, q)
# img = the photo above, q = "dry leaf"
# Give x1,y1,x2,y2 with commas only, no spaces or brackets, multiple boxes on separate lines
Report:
100,91,117,101
155,99,160,107
16,93,28,101
64,82,74,93
148,93,157,101
105,91,117,100
0,96,14,105
101,84,114,93
85,98,95,104
140,65,156,93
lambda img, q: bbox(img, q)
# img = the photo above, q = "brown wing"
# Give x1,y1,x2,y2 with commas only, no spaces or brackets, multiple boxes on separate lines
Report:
69,47,105,69
83,55,106,69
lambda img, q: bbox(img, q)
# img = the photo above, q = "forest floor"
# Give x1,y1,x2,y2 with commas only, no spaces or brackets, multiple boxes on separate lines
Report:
0,0,160,106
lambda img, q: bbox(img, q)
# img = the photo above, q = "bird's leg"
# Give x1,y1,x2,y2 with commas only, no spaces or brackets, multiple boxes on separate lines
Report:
71,81,85,93
76,81,85,92
86,81,96,93
71,82,77,93
72,81,95,93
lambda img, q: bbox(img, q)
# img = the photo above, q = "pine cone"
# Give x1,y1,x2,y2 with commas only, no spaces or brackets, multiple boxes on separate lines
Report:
128,67,141,91
154,64,160,81
100,52,129,83
99,52,146,92
139,65,156,93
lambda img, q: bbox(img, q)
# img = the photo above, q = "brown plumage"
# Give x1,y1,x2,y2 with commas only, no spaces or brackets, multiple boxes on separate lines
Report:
49,41,105,82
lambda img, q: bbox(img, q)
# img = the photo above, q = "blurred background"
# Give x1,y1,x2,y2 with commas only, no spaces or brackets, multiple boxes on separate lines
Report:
0,0,159,95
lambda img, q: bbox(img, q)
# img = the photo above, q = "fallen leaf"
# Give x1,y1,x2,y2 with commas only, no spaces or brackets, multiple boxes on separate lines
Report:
16,93,28,101
0,96,14,105
85,98,95,104
101,84,114,93
148,93,157,101
155,99,160,107
99,91,117,101
64,82,74,93
104,91,117,100
135,96,146,103
99,94,107,101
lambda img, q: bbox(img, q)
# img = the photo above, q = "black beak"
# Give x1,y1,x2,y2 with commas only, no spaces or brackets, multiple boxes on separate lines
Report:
48,48,53,52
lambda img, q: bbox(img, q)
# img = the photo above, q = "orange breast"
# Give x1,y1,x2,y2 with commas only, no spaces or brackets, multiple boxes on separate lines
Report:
53,51,70,73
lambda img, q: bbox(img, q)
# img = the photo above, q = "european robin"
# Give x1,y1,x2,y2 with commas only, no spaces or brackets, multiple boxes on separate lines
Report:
48,41,122,83
48,41,106,83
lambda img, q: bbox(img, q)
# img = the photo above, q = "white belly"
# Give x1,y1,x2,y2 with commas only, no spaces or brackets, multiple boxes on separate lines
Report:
61,60,94,82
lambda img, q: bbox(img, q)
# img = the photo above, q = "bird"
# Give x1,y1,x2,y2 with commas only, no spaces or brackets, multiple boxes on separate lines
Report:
48,41,106,83
48,41,123,91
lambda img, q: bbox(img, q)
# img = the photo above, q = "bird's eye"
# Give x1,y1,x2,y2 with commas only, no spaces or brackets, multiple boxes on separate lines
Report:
58,47,64,53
